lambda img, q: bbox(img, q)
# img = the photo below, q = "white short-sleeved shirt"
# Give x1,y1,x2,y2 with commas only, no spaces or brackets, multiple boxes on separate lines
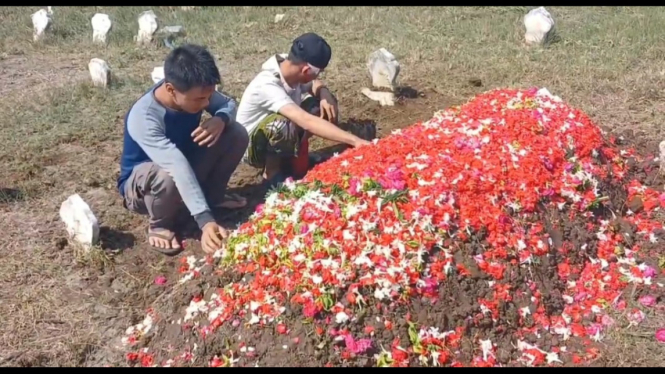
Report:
236,54,312,135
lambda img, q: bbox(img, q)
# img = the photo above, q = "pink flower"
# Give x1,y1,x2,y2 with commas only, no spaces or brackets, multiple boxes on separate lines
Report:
378,177,405,191
343,333,373,354
639,295,657,307
348,177,361,196
586,323,602,336
656,328,665,343
255,204,264,214
467,138,480,150
659,193,665,207
542,188,556,197
627,309,645,326
154,276,167,285
419,277,438,296
601,314,615,327
642,266,657,278
303,302,318,318
498,215,511,225
377,165,407,190
385,165,403,180
574,292,588,302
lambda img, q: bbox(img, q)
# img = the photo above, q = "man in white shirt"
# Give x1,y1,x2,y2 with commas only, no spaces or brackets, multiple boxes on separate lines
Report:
236,33,372,188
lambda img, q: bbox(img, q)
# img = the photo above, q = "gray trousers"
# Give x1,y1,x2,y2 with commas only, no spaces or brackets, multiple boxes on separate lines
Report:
123,121,249,230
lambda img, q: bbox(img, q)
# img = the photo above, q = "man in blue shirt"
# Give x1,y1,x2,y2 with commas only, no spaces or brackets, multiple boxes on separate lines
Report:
117,44,248,255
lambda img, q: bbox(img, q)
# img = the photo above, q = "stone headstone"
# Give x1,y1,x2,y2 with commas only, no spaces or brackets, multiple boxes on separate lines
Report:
91,13,112,44
89,58,111,88
524,7,555,46
31,7,53,42
361,88,395,106
136,10,158,45
151,66,164,84
367,48,400,91
59,194,100,248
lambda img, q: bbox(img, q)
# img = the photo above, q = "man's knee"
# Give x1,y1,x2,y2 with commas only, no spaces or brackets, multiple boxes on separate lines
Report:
301,96,320,116
226,121,250,150
214,121,249,155
149,166,179,199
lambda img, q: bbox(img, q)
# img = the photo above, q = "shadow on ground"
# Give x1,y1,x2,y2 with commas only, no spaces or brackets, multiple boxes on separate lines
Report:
396,86,421,99
0,187,25,204
99,226,136,252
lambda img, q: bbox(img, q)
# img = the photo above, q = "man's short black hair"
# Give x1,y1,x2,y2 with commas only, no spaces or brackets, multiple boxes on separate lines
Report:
287,51,306,65
164,44,221,92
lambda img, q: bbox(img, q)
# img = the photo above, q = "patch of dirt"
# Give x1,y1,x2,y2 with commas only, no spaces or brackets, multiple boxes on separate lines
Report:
0,53,88,98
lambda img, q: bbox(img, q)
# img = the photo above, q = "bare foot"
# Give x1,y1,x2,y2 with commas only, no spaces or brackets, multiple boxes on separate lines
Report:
148,227,181,254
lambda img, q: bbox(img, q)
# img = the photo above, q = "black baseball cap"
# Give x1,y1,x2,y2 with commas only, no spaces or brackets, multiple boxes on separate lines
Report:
289,32,332,70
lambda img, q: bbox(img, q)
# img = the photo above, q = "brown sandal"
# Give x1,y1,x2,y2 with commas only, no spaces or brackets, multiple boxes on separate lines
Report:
147,229,183,256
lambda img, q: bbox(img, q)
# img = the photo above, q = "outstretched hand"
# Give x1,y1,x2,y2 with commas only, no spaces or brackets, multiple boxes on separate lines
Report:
352,138,371,148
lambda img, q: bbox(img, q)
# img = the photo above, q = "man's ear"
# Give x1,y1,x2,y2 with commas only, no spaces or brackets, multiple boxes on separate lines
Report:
164,82,176,96
300,64,309,76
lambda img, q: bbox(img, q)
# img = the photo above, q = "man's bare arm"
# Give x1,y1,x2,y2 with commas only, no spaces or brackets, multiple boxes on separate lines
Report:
307,79,333,100
279,103,366,147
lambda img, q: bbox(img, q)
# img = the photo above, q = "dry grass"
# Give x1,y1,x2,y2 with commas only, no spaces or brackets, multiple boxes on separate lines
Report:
0,6,663,367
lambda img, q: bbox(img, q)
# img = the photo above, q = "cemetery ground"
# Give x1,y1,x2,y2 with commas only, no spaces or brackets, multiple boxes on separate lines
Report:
0,6,664,367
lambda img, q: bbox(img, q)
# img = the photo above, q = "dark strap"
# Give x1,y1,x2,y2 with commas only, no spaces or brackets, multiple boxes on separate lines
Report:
148,231,175,241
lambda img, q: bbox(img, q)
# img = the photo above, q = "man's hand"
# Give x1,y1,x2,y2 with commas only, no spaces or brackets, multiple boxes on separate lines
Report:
313,81,338,125
352,137,372,148
201,221,229,254
192,116,226,147
319,98,338,125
